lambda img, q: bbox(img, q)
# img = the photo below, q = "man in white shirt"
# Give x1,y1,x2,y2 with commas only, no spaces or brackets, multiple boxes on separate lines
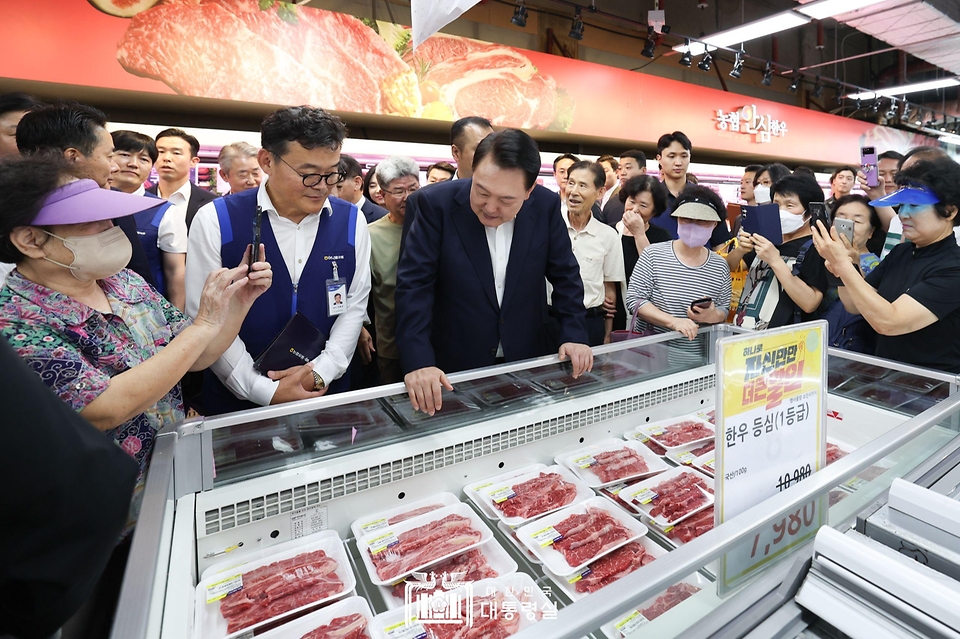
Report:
147,128,216,232
562,161,625,345
186,106,371,414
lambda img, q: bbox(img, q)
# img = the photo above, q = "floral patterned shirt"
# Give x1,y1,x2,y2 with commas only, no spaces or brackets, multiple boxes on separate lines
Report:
0,269,190,536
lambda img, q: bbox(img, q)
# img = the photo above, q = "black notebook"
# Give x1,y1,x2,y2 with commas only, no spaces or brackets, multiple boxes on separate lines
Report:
253,312,327,374
741,203,783,245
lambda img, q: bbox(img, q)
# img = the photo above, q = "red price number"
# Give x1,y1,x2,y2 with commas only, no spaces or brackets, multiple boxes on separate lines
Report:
749,500,817,559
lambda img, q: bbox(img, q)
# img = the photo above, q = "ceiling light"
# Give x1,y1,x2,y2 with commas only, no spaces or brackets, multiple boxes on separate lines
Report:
569,7,584,40
698,51,714,72
798,0,896,21
812,76,823,98
510,1,528,28
871,99,880,114
855,97,862,110
679,40,693,67
789,70,801,93
641,28,656,59
761,61,774,86
672,11,809,52
845,77,960,100
885,99,898,120
729,47,744,79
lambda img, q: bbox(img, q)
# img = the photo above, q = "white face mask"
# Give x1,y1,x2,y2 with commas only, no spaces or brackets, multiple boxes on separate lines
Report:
43,226,132,282
779,208,806,235
754,185,771,204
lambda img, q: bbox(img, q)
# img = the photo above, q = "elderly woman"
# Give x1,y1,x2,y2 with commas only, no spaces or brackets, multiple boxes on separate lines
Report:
813,157,960,372
0,155,273,534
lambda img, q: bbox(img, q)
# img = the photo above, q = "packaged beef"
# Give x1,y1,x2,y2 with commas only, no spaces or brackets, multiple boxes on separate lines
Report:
639,582,701,620
255,596,373,639
624,431,667,456
457,377,544,406
573,542,656,593
300,613,369,639
559,439,668,488
468,464,592,527
826,442,847,465
351,493,461,540
665,506,714,544
516,363,600,393
388,549,499,600
623,468,714,527
640,418,714,449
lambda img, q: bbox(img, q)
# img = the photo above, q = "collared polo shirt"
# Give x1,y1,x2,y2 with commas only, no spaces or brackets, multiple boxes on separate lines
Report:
562,210,625,309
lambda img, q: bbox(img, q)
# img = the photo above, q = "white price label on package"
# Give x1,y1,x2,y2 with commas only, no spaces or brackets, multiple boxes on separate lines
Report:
573,454,597,469
614,610,651,636
368,531,400,555
487,486,516,503
384,618,428,639
531,526,563,547
359,518,388,536
205,574,242,604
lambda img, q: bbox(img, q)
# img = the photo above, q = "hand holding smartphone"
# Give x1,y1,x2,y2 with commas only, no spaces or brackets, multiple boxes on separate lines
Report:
833,217,855,246
690,297,713,311
808,201,829,229
861,146,879,188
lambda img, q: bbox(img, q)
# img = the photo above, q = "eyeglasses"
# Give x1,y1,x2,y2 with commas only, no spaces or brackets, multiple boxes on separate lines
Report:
277,155,344,188
384,186,420,198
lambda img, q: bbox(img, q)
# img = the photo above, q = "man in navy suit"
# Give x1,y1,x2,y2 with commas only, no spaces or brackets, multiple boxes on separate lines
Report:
396,129,592,415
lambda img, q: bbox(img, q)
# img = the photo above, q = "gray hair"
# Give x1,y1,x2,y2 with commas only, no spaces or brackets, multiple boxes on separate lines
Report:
376,156,420,189
218,141,259,173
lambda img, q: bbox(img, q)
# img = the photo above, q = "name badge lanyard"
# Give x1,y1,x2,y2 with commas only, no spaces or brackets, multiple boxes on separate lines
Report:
327,259,348,317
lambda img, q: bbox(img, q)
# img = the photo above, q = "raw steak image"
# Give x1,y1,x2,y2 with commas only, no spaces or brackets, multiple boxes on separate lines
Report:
388,504,444,525
639,583,701,620
300,613,370,639
389,549,499,600
369,514,483,581
552,508,632,568
219,549,344,634
574,542,655,593
589,447,650,484
645,472,712,523
666,506,714,543
494,472,578,520
650,420,713,447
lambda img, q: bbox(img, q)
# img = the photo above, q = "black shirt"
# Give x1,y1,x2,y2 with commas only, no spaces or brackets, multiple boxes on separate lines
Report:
613,224,672,330
651,185,733,248
865,235,960,372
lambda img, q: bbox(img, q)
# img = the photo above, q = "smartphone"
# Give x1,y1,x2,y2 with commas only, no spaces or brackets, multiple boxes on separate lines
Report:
808,201,829,229
250,206,263,271
833,218,855,245
861,146,879,188
690,297,713,311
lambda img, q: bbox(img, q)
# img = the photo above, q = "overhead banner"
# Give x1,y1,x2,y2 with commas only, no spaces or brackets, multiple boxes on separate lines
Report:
0,1,930,163
410,0,481,49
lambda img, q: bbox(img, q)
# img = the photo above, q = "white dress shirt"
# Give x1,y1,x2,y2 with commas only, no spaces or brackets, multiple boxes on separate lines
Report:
484,219,515,357
154,180,190,254
185,181,371,406
561,210,625,309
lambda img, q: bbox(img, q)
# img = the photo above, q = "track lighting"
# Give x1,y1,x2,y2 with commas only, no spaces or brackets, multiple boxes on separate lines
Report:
510,1,528,28
679,39,693,67
788,70,801,93
900,103,911,121
641,28,656,59
761,61,774,86
729,46,744,79
697,51,713,72
812,76,823,98
871,99,880,114
855,97,862,110
885,99,898,120
569,7,584,40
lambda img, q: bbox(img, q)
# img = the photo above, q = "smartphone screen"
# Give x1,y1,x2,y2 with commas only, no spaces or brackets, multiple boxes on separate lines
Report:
861,146,879,188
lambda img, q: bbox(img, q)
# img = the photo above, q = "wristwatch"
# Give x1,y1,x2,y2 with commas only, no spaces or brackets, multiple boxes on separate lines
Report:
312,371,325,391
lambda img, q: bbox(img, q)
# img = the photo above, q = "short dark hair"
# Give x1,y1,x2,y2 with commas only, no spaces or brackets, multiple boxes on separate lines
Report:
0,153,72,263
597,155,619,171
155,127,200,158
793,166,815,176
898,145,948,169
754,163,791,187
878,150,904,163
771,174,825,214
673,184,725,221
450,116,493,148
112,130,158,164
426,161,456,178
619,174,668,216
16,102,107,157
260,106,346,157
619,149,646,166
832,194,881,232
472,129,541,190
656,131,692,155
362,163,379,200
567,161,605,189
744,164,763,174
896,157,960,226
0,92,43,118
829,165,857,183
339,154,363,180
552,153,580,172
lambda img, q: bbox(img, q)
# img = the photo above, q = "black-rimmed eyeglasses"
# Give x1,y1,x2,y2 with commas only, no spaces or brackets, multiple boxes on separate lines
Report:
277,155,345,188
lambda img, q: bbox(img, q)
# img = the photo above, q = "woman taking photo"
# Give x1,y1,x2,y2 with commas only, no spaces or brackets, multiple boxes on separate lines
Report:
812,157,960,372
0,155,273,534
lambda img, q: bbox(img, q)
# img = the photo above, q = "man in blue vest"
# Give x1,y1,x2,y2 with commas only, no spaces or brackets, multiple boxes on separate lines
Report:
185,106,371,414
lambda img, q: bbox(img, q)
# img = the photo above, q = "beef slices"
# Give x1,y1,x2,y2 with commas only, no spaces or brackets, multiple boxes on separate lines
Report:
494,472,578,520
552,508,632,568
574,542,656,594
370,514,484,582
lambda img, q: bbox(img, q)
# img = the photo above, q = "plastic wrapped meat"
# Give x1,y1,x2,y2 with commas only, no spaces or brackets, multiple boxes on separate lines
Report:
637,436,666,456
688,440,715,458
471,379,542,405
369,515,483,582
649,421,713,448
591,361,638,382
574,542,656,593
552,508,632,567
389,549,498,600
219,550,344,634
666,507,714,544
422,592,520,639
646,473,712,523
590,448,650,484
493,472,578,520
388,504,444,525
826,443,846,466
300,613,370,639
639,583,701,621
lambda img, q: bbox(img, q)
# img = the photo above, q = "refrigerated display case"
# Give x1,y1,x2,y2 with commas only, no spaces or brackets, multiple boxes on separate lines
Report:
109,325,960,639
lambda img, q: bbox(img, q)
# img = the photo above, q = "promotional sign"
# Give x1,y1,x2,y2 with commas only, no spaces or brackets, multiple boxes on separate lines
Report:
714,322,828,594
410,0,481,49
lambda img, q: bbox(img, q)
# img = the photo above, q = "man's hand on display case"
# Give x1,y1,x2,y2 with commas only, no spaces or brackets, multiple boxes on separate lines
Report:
405,366,454,415
268,363,327,405
559,342,593,378
357,326,376,365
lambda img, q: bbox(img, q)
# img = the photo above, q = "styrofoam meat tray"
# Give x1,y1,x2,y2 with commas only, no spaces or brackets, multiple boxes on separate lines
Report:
600,573,712,638
555,438,670,488
623,429,668,457
464,463,548,520
350,492,461,541
497,520,542,565
597,479,646,516
619,466,715,529
255,596,373,639
193,532,355,639
377,539,519,609
664,438,716,468
356,503,494,586
636,416,715,452
545,535,667,602
468,464,594,528
369,578,542,639
201,530,341,582
497,571,557,620
516,496,649,577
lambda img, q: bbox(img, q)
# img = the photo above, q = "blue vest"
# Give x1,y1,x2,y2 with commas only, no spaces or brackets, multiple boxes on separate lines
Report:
133,201,172,298
203,189,359,414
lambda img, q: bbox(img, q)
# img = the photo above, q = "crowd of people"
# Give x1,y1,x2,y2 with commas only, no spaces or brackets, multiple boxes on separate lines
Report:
2,89,960,638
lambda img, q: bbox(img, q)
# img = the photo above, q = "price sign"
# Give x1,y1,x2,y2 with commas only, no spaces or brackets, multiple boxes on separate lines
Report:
715,322,827,594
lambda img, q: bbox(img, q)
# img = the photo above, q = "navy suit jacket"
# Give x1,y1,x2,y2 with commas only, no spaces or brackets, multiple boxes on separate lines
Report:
396,179,588,374
360,198,388,224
